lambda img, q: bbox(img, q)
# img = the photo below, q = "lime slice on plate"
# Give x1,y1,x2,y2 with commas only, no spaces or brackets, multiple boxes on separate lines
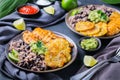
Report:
11,49,19,58
84,55,98,67
13,18,26,30
43,6,55,15
8,53,19,62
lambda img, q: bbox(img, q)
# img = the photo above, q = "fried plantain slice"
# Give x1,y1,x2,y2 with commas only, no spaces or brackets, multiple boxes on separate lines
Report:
75,21,95,32
105,12,120,36
80,25,101,36
93,22,108,37
115,18,120,29
106,20,120,36
110,12,120,21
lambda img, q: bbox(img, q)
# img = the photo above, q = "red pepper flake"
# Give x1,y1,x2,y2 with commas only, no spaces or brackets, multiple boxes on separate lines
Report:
18,5,39,15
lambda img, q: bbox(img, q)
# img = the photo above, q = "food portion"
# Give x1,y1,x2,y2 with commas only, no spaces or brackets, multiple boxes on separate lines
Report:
75,21,95,32
80,38,99,51
8,49,19,63
93,22,108,37
84,55,98,67
18,4,39,15
45,38,72,68
8,27,73,71
43,6,55,15
30,41,47,55
13,18,26,30
88,10,109,23
68,5,120,37
107,12,120,36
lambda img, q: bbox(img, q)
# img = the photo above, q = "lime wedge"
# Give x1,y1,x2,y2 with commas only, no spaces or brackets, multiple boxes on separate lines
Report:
43,6,55,15
8,53,19,62
11,49,19,58
83,55,98,67
13,18,26,30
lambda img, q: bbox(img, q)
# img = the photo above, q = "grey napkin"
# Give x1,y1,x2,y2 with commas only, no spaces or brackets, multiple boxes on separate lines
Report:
77,36,120,80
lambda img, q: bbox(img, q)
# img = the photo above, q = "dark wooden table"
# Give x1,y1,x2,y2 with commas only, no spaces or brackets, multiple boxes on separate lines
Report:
0,0,119,80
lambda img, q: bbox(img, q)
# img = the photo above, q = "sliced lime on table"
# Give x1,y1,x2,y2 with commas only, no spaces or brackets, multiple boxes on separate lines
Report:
84,55,98,67
13,18,26,30
102,0,120,4
43,6,55,15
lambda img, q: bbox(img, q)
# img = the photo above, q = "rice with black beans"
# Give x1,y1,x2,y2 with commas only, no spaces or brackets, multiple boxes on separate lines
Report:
9,39,47,71
69,5,115,28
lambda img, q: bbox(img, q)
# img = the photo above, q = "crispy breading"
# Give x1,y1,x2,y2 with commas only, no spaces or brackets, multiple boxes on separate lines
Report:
32,27,58,43
23,27,58,44
93,22,108,37
45,38,71,68
22,30,38,44
23,28,72,68
75,21,95,32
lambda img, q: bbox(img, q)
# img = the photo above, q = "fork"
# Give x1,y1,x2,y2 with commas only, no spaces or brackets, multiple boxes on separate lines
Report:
70,47,120,80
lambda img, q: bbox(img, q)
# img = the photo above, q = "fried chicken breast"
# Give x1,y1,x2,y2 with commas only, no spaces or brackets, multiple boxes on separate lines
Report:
45,38,72,68
23,27,58,44
22,30,38,44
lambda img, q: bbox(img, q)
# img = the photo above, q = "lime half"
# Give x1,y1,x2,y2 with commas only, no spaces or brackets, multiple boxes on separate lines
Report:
13,18,26,30
84,55,98,67
43,6,55,15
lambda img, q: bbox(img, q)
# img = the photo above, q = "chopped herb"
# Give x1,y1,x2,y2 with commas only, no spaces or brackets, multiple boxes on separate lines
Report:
30,41,47,55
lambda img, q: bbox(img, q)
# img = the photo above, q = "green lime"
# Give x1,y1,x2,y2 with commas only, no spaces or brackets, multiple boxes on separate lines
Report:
8,53,19,62
11,49,19,57
83,55,98,67
13,18,26,30
43,6,55,15
61,0,78,11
